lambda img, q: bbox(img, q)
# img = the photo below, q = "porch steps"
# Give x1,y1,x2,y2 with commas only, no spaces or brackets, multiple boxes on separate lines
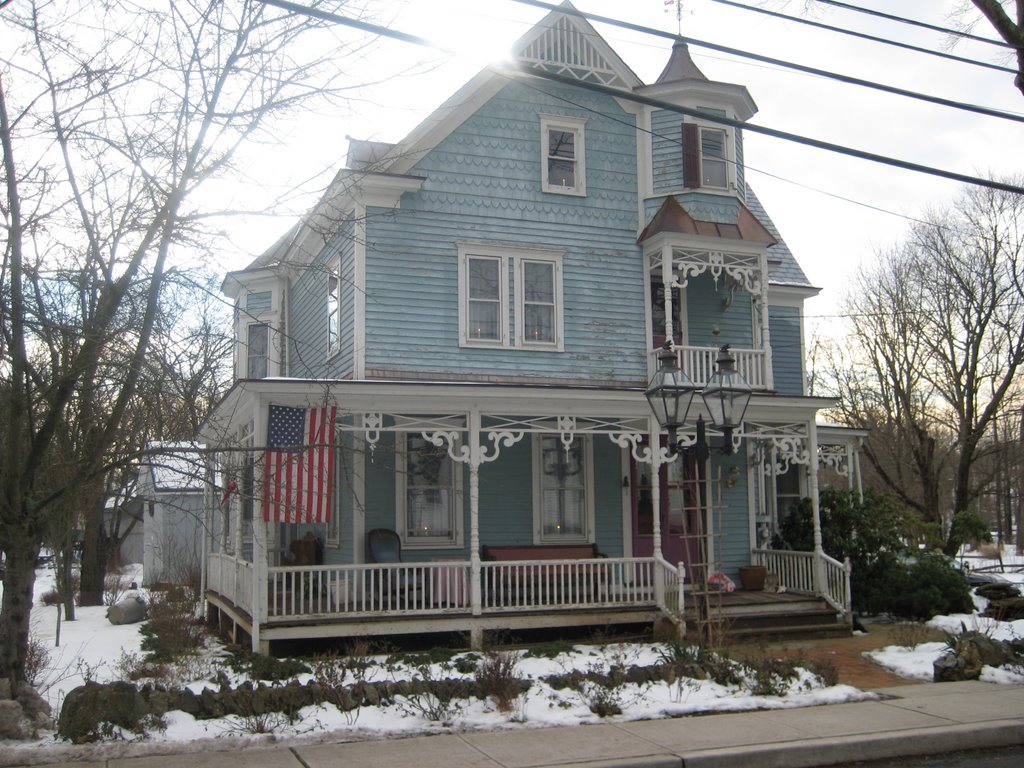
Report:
685,592,851,640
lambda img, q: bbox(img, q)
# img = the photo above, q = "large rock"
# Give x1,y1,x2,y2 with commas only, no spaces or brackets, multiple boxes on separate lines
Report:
58,681,144,742
0,683,53,740
107,595,148,625
982,596,1024,621
933,632,1024,682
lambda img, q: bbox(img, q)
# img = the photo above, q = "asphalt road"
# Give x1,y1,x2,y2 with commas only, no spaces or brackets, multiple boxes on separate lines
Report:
835,744,1024,767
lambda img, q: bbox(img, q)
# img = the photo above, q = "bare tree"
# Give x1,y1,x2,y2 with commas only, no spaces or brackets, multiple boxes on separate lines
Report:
1,0,375,698
966,1,1024,98
825,180,1024,552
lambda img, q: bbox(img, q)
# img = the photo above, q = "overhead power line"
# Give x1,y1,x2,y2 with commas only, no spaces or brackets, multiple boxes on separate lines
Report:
508,0,1024,124
255,0,1024,196
708,0,1018,75
813,0,1017,50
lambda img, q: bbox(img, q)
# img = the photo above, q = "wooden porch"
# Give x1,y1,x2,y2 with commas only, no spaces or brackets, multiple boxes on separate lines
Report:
204,549,851,653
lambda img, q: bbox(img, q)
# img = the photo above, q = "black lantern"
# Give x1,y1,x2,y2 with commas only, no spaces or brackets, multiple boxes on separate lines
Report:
644,342,697,455
701,345,752,452
646,342,751,456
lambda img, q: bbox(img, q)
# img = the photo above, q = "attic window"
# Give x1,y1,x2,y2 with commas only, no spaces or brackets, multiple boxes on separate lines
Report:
540,115,586,196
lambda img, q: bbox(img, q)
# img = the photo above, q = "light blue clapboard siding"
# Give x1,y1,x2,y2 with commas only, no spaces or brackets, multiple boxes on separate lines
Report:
286,223,356,379
768,306,803,395
361,80,646,383
323,427,357,565
651,109,683,195
711,451,750,579
685,273,754,348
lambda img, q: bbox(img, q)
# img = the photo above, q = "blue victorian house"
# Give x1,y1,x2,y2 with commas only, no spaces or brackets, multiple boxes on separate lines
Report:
201,2,862,653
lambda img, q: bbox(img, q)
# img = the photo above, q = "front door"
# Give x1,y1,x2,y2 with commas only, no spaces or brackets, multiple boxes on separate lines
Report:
631,447,701,574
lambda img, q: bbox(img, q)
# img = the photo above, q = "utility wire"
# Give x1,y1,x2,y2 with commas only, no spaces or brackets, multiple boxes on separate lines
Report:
708,0,1018,75
257,0,1024,196
508,0,1024,124
813,0,1018,49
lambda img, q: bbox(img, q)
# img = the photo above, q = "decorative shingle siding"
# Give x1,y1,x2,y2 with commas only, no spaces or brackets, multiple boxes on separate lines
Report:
361,80,646,384
769,305,804,395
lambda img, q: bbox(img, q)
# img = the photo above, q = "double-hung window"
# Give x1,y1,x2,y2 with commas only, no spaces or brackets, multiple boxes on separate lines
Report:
247,323,269,379
459,243,564,350
399,434,461,547
540,115,586,196
683,122,731,191
327,268,340,355
700,127,728,189
534,435,592,543
467,255,505,343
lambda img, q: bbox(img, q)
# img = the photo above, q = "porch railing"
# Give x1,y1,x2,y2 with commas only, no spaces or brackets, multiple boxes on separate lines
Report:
480,557,656,612
207,552,253,614
672,345,768,389
654,556,685,627
751,548,852,619
250,557,669,622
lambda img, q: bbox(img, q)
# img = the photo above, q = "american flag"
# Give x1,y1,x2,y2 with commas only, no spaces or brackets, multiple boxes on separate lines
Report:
263,404,337,523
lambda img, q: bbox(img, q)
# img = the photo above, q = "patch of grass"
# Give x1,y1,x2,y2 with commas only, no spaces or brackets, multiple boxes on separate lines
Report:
228,652,310,682
523,640,575,659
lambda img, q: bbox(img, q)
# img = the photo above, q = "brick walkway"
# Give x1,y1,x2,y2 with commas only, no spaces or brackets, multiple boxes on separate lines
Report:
734,622,932,690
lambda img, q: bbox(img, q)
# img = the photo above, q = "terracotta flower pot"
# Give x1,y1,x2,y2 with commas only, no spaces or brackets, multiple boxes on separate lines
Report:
738,565,768,591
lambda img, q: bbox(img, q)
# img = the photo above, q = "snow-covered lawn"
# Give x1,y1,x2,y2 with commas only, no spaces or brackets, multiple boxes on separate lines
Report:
2,545,1022,764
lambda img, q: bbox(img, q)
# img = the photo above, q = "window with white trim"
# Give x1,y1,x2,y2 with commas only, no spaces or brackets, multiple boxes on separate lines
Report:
246,323,269,379
467,255,506,343
398,434,462,547
327,267,340,355
541,115,586,195
459,243,564,350
533,435,593,543
699,126,728,189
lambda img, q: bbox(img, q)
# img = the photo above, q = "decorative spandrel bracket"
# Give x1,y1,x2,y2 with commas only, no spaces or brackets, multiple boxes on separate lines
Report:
671,250,763,296
819,444,850,477
421,429,525,467
362,413,383,456
608,430,696,466
762,436,810,475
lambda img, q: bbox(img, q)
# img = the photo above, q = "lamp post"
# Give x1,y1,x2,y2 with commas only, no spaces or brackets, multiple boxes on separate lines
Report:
645,341,753,643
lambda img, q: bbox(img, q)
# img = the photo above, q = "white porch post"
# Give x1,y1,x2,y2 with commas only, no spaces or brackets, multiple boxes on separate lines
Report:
468,409,483,645
807,422,825,597
661,245,674,340
854,439,864,503
759,250,774,390
251,401,268,654
649,415,664,562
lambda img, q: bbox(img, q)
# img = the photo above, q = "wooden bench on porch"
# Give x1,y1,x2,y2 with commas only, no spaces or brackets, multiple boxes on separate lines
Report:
481,544,606,606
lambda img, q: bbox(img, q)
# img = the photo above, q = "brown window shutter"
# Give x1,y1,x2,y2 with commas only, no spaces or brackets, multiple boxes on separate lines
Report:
682,123,700,188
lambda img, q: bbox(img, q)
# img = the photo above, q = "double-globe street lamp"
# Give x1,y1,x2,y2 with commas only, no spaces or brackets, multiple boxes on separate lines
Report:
645,341,753,457
645,341,754,639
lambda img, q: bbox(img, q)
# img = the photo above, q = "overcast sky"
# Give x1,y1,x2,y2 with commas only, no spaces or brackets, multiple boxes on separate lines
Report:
222,0,1024,340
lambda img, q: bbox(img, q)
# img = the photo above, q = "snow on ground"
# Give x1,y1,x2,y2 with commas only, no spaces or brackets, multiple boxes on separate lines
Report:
2,545,1022,764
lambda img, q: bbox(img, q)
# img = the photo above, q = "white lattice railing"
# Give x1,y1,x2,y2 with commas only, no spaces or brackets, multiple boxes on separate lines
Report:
671,345,767,389
207,552,253,614
752,548,852,619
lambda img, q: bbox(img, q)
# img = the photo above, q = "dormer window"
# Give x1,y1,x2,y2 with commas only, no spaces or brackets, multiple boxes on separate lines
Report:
683,122,730,191
540,115,586,196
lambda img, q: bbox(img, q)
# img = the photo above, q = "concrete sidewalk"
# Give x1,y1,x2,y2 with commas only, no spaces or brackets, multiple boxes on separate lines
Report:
37,680,1024,768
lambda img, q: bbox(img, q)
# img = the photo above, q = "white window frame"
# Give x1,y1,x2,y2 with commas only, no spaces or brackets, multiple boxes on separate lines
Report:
540,114,586,196
532,435,595,545
458,242,565,351
515,255,564,350
698,124,729,191
327,261,341,356
458,249,509,347
246,322,269,379
396,433,464,549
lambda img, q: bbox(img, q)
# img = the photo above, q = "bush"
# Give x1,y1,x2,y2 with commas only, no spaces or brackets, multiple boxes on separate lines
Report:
887,553,973,620
140,586,204,662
